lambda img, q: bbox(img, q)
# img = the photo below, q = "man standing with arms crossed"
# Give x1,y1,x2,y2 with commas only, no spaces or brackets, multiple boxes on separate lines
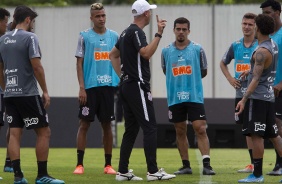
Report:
260,0,282,176
0,5,64,184
110,0,176,181
220,13,257,173
236,14,282,183
161,17,215,175
73,3,119,175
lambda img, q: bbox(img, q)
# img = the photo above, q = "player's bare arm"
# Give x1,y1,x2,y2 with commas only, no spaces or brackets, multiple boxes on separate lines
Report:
220,61,241,89
31,57,50,108
76,57,87,105
109,47,121,77
274,81,282,97
139,15,166,60
242,49,267,102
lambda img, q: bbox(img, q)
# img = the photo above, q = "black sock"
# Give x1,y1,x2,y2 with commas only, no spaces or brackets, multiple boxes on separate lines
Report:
5,157,11,167
12,159,23,178
77,150,84,166
253,158,263,177
248,149,254,164
203,157,210,168
182,160,190,168
275,149,282,167
37,161,48,178
105,154,112,167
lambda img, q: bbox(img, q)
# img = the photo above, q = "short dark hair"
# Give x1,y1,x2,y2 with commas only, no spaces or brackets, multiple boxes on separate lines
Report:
90,3,104,11
243,12,257,20
0,8,10,20
260,0,281,13
255,14,274,35
174,17,190,30
13,5,38,25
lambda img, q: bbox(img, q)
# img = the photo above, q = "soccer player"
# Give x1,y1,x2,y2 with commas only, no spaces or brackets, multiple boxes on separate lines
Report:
109,0,176,181
236,14,282,183
161,17,215,176
260,0,282,176
0,5,64,184
73,3,119,175
0,7,12,177
220,13,257,173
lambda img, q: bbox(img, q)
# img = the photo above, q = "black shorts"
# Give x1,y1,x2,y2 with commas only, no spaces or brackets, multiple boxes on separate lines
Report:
4,96,49,130
0,94,4,126
78,86,115,122
242,99,278,139
275,95,282,120
168,102,206,123
235,98,246,125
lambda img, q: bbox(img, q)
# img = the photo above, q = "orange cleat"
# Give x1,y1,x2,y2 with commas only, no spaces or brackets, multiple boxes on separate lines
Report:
104,165,117,175
73,165,84,174
237,164,254,173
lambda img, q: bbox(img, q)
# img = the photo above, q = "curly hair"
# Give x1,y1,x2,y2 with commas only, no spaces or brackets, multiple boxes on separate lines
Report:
255,14,274,35
260,0,281,13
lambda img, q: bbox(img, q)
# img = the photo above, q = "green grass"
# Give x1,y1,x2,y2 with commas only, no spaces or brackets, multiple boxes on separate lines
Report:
0,124,280,183
0,148,280,183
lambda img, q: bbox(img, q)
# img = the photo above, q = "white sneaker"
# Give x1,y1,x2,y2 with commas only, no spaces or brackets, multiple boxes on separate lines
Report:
147,168,176,181
116,169,143,181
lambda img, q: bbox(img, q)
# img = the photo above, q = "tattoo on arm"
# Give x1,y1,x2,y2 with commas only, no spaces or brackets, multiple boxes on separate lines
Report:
253,50,265,81
242,49,266,102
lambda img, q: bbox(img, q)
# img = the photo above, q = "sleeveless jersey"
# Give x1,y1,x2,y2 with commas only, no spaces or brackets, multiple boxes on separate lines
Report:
161,41,207,107
248,39,278,102
222,38,258,98
75,28,119,89
270,27,282,86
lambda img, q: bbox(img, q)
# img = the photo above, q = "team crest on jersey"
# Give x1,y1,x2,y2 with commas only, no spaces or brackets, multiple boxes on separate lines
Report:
82,107,90,116
254,122,266,132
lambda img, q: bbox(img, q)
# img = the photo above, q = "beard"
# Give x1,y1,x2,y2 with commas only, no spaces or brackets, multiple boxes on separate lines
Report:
177,38,185,43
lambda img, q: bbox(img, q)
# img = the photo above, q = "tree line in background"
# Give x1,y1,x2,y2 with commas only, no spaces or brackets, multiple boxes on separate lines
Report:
0,0,263,6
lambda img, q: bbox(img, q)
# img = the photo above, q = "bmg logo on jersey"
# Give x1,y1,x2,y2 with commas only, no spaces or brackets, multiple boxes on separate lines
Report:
94,51,109,60
172,65,192,76
177,91,190,100
6,75,18,87
97,75,112,84
235,63,250,72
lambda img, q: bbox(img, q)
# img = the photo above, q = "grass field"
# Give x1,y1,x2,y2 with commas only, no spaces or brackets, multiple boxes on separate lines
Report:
0,124,281,183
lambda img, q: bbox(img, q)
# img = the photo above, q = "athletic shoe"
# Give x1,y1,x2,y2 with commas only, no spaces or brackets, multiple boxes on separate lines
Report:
147,168,176,181
237,164,254,173
267,164,282,176
115,169,143,181
14,177,28,184
35,175,65,184
238,174,264,183
73,165,84,174
4,166,14,172
0,176,2,180
174,166,192,175
203,166,216,175
104,165,117,174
